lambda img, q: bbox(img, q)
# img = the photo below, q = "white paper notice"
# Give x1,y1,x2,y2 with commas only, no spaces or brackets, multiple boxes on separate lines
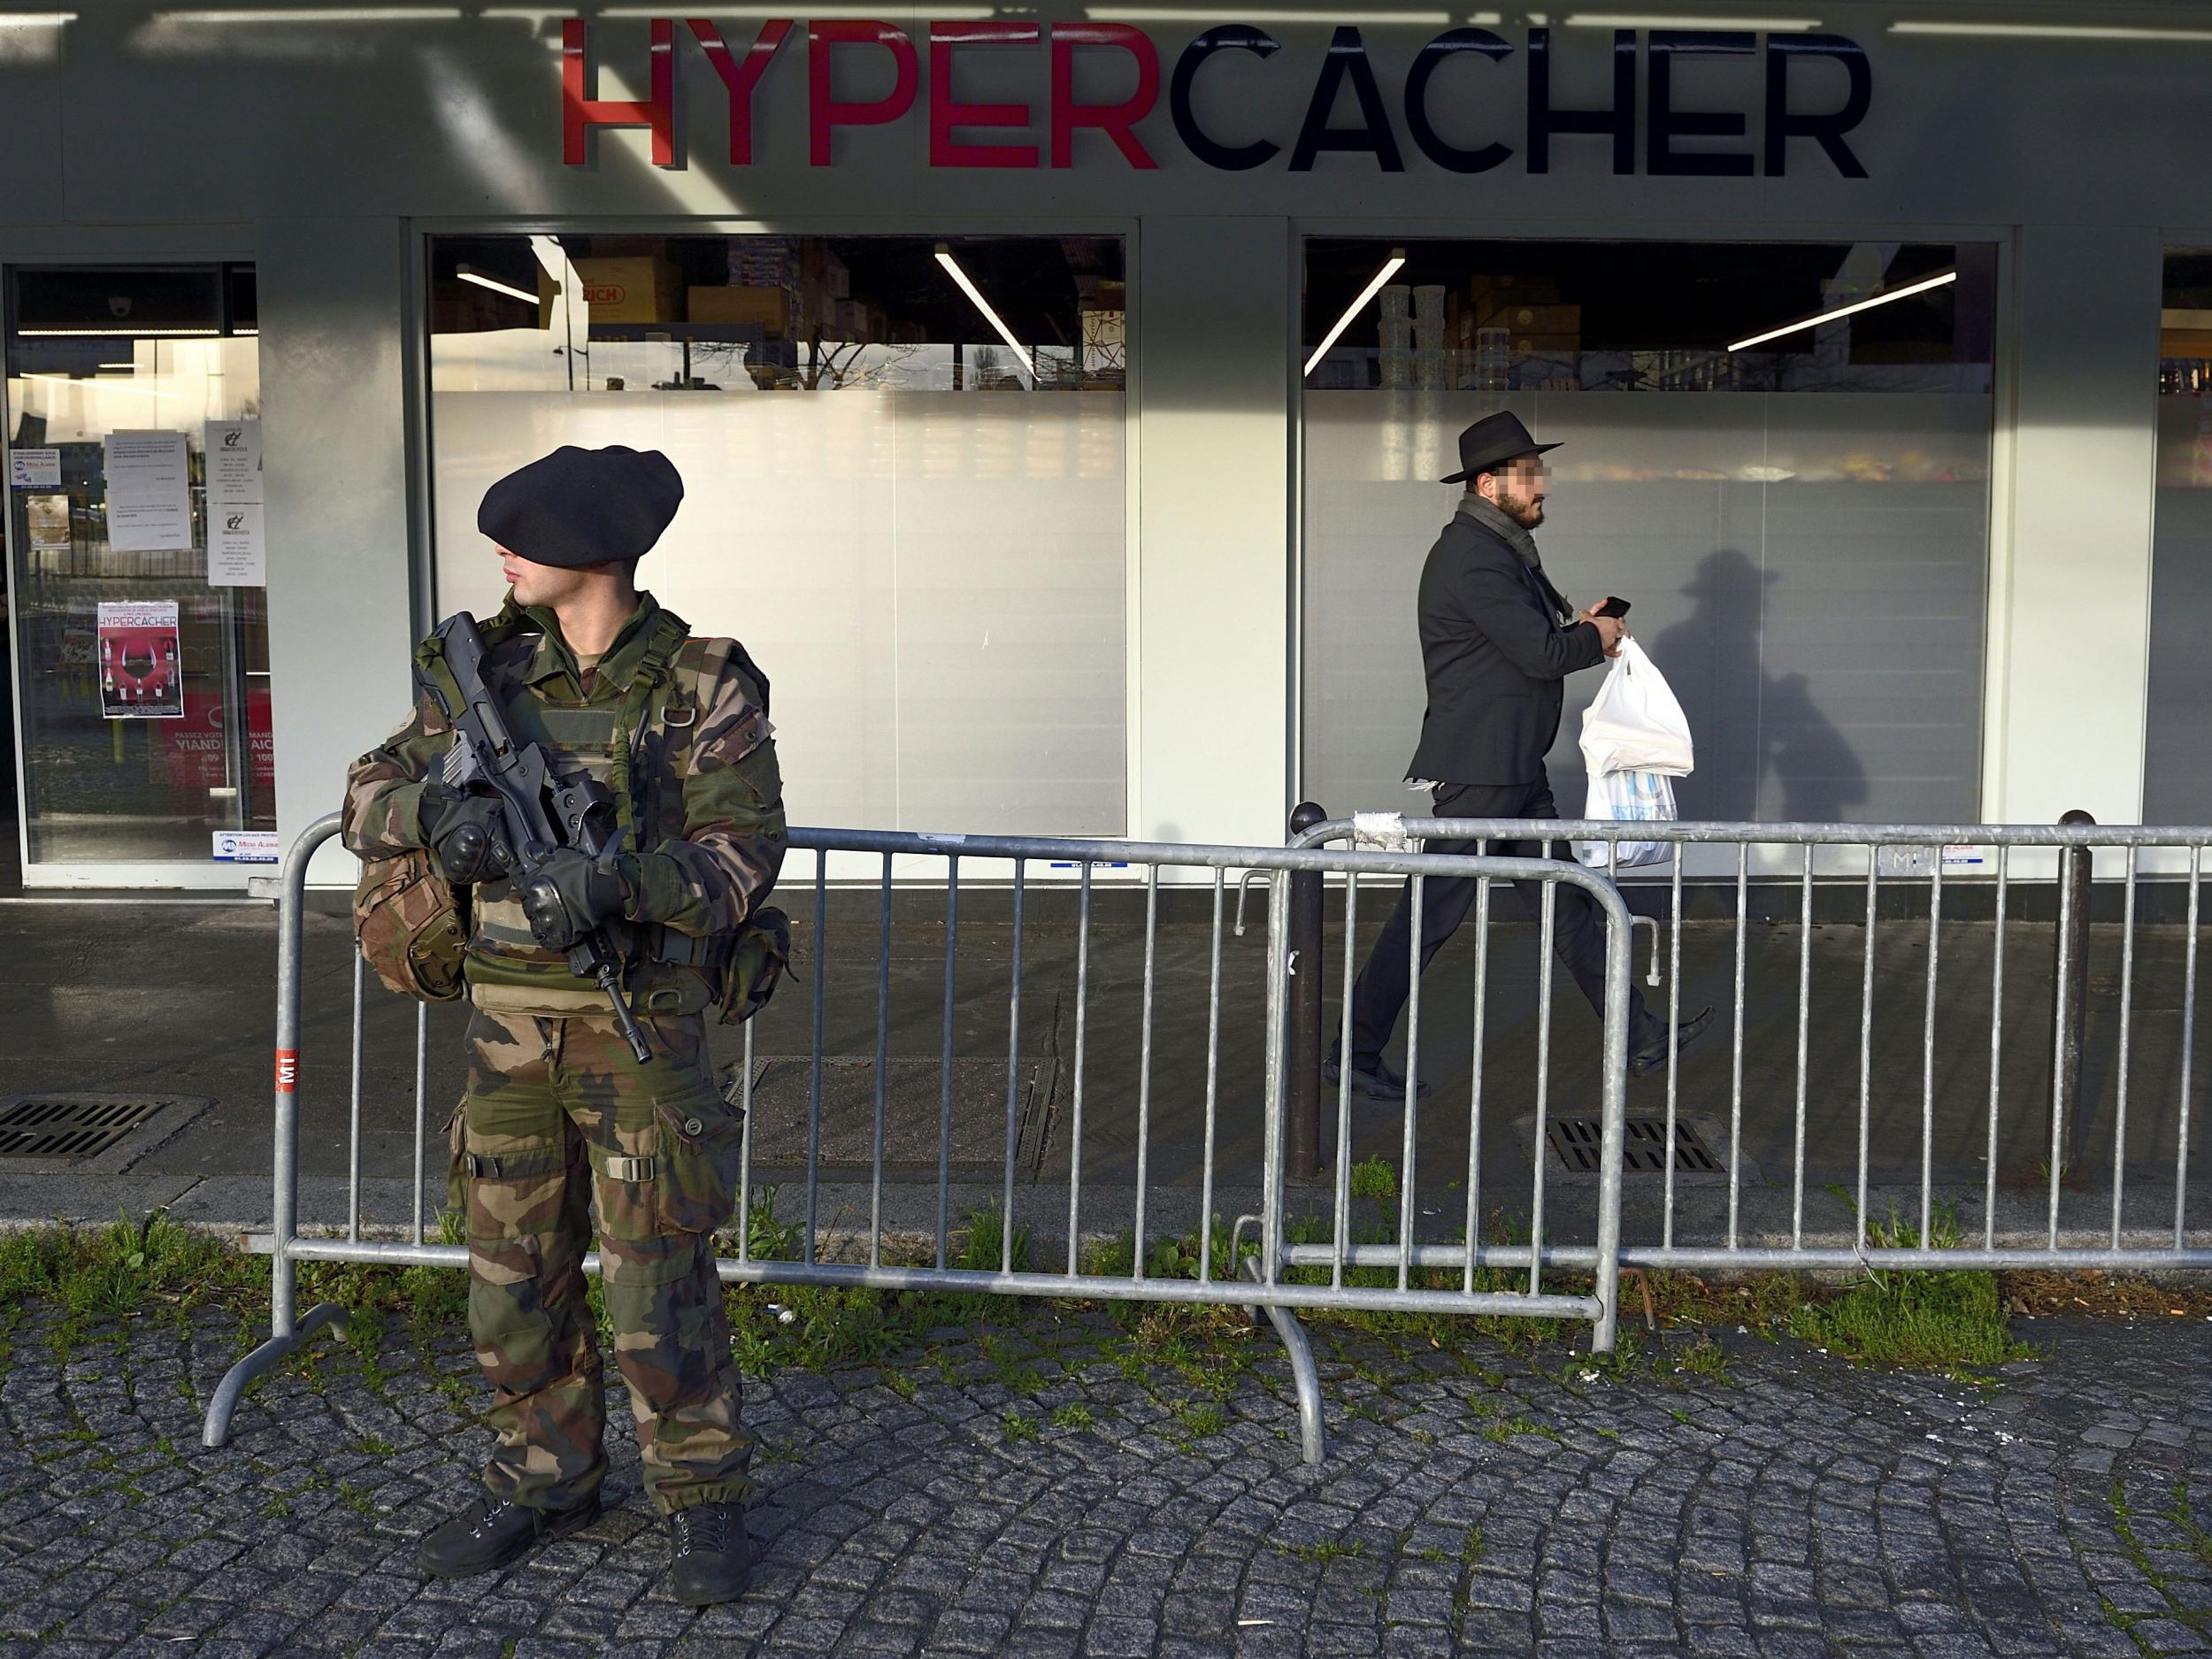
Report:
104,430,193,552
9,447,61,489
204,419,265,586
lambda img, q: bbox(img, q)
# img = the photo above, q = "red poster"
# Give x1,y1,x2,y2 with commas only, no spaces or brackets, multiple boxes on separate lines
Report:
96,600,184,719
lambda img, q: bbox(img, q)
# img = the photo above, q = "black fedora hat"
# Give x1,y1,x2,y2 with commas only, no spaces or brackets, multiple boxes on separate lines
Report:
1440,411,1562,484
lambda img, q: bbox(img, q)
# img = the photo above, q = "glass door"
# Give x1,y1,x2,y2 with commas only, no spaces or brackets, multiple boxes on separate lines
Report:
4,264,272,876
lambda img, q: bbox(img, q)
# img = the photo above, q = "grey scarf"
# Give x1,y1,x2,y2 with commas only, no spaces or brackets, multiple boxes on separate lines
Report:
1458,492,1570,620
1459,492,1542,569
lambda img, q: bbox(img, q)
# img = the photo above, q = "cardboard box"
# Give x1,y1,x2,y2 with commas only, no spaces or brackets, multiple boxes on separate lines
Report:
573,257,677,325
690,285,789,331
1483,301,1582,334
1468,275,1559,318
1509,333,1582,360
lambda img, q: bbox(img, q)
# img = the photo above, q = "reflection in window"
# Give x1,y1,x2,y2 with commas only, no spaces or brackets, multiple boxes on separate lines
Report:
1300,239,1997,830
2145,250,2212,822
4,265,271,868
426,234,1128,837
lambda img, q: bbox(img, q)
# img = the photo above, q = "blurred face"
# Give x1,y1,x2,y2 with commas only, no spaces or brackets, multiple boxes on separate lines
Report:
497,544,613,608
1479,454,1549,528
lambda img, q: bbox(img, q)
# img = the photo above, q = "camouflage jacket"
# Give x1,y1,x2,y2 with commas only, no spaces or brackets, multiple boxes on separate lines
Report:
342,592,786,1016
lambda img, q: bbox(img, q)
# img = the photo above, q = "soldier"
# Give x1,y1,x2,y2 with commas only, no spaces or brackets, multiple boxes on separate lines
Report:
343,444,783,1604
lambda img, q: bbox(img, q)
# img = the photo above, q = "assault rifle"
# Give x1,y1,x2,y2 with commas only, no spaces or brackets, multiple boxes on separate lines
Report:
416,612,653,1063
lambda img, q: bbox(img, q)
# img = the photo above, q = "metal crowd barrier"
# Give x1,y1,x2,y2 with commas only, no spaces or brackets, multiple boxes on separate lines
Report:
1289,812,2212,1279
204,813,1637,1463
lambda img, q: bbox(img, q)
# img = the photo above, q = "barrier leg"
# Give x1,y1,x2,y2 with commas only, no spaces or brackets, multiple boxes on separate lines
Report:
203,1301,349,1449
1240,1256,1325,1466
203,814,352,1449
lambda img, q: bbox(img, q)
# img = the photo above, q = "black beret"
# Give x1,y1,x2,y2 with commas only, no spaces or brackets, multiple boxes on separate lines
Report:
477,444,684,569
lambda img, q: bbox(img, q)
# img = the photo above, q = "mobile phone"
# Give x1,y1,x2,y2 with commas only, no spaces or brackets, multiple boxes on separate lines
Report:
1595,595,1631,618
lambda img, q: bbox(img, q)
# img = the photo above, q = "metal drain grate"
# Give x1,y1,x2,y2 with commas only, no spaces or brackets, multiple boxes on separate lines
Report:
0,1094,170,1161
1548,1116,1720,1175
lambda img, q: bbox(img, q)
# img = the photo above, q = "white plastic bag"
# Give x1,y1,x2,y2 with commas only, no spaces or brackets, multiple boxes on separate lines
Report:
1576,768,1678,868
1575,639,1693,868
1578,638,1694,779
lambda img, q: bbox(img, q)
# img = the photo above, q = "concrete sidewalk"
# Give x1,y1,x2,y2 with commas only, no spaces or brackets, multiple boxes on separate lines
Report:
2,887,2206,1249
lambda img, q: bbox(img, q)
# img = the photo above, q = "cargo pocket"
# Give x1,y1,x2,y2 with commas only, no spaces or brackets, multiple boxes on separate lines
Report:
653,1090,744,1236
443,1102,467,1217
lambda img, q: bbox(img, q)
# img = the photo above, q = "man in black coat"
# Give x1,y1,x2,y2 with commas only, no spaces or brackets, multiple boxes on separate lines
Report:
1328,412,1713,1099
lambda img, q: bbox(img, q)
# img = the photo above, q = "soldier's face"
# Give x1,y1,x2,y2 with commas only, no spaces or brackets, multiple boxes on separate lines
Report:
497,545,589,609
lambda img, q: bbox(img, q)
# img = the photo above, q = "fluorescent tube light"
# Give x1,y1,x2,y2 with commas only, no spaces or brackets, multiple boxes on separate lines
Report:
24,373,169,399
1891,19,2212,41
457,265,541,306
1092,7,1453,19
1303,249,1407,377
1728,269,1956,352
15,326,219,338
155,8,461,21
1566,13,1820,27
934,246,1037,381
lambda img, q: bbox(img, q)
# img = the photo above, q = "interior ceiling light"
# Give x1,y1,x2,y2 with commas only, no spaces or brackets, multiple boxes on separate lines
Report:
1565,13,1820,27
23,373,168,398
934,244,1037,380
1728,269,1956,352
155,8,463,21
15,326,219,338
1890,19,2212,40
457,265,541,306
1303,249,1407,377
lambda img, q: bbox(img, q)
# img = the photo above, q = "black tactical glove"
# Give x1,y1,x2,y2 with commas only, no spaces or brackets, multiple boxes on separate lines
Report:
418,784,516,887
519,847,629,951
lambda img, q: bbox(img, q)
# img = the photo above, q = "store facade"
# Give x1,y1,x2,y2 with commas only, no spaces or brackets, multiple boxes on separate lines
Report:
0,4,2206,887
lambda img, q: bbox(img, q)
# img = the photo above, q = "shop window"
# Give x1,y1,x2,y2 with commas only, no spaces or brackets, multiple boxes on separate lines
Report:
1300,238,1997,828
2145,250,2212,823
426,233,1127,836
3,265,271,869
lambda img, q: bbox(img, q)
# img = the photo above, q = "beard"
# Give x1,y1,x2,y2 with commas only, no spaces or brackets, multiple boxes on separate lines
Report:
1494,487,1546,528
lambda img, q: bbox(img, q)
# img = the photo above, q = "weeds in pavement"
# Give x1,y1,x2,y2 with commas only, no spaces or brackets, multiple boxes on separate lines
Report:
1274,1538,1366,1564
1788,1202,2032,1370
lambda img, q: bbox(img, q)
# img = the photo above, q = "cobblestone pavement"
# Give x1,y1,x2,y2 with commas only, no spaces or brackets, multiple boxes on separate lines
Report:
0,1301,2208,1658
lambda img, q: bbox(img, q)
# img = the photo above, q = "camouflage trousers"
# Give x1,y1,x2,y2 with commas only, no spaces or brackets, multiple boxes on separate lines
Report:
452,1004,752,1516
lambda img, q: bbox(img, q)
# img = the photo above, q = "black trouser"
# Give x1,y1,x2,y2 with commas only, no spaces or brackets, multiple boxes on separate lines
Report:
1343,772,1655,1067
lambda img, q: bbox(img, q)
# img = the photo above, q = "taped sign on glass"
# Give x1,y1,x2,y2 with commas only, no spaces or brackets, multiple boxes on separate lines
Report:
204,419,265,587
96,600,184,719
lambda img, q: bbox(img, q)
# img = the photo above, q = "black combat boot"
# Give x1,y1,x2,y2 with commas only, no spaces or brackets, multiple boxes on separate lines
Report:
415,1492,600,1579
668,1501,751,1606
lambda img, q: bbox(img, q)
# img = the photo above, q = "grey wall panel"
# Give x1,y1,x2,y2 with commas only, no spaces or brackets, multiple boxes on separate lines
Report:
2145,487,2212,825
1302,393,1993,828
257,218,417,881
0,14,65,222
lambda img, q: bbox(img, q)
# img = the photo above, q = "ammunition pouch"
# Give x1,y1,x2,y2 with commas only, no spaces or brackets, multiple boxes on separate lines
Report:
354,849,468,1003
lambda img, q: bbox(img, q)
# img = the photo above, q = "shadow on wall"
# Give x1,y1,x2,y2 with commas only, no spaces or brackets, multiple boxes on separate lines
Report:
1648,549,1867,826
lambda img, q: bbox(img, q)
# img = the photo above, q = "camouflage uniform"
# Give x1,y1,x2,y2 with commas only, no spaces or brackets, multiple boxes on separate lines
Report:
343,591,783,1517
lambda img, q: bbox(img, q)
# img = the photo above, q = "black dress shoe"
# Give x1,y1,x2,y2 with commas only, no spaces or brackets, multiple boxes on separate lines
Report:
669,1500,752,1606
1322,1053,1432,1102
1629,1005,1715,1078
415,1492,600,1579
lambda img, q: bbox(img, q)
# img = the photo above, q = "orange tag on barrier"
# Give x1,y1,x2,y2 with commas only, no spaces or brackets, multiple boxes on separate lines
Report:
275,1049,299,1094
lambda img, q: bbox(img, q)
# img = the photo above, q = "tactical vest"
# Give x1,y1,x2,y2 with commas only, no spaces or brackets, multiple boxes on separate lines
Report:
354,603,787,1023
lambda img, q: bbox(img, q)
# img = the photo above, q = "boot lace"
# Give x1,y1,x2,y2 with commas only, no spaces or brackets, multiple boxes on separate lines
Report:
672,1504,730,1560
467,1498,517,1540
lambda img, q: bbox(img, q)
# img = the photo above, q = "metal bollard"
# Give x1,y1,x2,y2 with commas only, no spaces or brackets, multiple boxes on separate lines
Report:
1288,802,1327,1180
2050,809,2094,1182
